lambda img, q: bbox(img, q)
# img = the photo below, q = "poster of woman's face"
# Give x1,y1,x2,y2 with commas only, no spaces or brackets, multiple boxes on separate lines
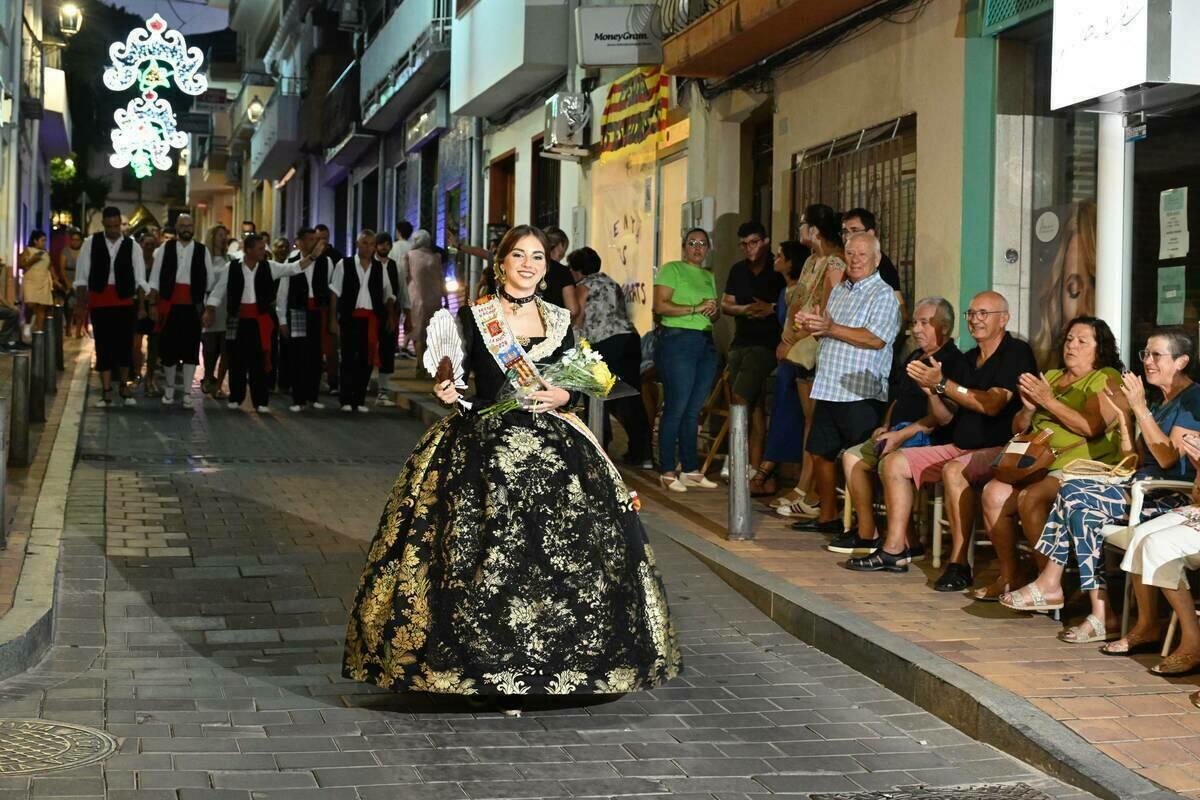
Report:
1030,200,1097,370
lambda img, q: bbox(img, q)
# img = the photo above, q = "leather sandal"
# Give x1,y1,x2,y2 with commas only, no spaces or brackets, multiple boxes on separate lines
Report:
972,578,1011,602
1151,651,1200,677
1058,614,1116,644
749,465,777,498
1101,631,1162,656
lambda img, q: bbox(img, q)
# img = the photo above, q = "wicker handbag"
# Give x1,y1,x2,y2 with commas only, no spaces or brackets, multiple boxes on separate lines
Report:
992,428,1058,486
1060,454,1138,485
784,258,830,369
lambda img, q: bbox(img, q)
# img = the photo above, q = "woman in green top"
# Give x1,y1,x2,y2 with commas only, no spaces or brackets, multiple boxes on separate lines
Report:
653,228,720,492
978,317,1126,606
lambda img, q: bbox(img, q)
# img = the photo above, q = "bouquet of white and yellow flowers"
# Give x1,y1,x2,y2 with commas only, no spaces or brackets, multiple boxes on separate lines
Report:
481,338,617,417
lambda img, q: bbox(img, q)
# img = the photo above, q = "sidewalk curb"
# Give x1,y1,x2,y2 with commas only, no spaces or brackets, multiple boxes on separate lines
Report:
0,350,90,682
642,512,1182,800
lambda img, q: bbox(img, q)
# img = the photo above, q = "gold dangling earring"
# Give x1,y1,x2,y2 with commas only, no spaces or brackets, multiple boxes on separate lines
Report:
538,279,547,291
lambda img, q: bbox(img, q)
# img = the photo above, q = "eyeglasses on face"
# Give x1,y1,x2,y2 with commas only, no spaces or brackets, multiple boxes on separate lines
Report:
963,309,1004,320
1139,350,1179,361
739,237,764,248
686,239,709,248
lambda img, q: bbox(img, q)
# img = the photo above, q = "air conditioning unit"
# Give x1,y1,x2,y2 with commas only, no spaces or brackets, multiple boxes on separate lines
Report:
543,92,590,160
336,0,364,32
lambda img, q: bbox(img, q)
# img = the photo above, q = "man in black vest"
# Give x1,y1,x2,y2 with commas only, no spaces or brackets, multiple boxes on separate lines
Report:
372,232,405,407
73,206,149,407
276,227,332,412
225,235,308,413
148,214,224,409
313,223,341,393
329,230,394,413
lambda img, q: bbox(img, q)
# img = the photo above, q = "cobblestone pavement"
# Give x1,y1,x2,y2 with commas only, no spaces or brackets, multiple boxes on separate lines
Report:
0,392,1101,799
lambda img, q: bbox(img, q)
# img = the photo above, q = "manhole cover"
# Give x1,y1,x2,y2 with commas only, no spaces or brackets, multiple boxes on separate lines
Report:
812,785,1053,800
0,719,117,774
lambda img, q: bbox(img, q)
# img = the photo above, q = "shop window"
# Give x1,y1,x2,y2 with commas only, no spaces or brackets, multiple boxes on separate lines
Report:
790,114,917,304
530,136,560,230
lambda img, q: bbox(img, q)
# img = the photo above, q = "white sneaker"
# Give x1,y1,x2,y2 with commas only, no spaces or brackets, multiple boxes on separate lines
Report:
680,471,718,489
160,394,173,406
255,405,270,414
123,396,137,407
640,460,654,470
312,402,326,410
356,406,369,414
376,392,394,407
341,404,353,412
95,398,111,409
720,461,730,481
289,404,303,412
182,394,196,409
776,498,821,518
227,401,239,410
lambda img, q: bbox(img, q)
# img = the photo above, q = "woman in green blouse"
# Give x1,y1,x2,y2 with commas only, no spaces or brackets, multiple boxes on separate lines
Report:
653,228,721,493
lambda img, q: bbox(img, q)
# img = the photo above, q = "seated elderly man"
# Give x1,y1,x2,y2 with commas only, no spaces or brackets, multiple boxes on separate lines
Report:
792,231,901,535
830,297,963,556
848,291,1037,582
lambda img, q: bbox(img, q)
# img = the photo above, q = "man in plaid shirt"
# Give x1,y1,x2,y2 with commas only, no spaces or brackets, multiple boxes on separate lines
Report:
793,231,901,535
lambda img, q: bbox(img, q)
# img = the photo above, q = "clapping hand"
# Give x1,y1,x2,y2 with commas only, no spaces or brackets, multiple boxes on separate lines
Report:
794,310,832,337
746,300,774,319
1017,373,1055,409
697,299,719,320
906,357,943,391
1119,371,1149,414
1182,434,1200,468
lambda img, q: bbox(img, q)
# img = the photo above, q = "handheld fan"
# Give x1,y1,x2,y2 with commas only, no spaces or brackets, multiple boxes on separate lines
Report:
422,309,467,389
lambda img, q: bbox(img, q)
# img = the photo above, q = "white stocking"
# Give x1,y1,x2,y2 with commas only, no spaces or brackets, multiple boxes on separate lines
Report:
162,365,177,400
182,363,197,394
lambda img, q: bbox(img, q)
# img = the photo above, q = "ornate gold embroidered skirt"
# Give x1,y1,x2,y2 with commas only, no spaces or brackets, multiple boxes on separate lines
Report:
343,409,682,695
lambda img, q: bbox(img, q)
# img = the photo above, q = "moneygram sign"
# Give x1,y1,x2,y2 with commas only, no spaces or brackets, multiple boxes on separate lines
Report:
576,5,663,68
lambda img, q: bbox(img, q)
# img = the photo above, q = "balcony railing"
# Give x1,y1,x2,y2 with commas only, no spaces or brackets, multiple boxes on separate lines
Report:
323,62,360,150
360,0,451,128
249,84,302,181
20,17,43,121
659,0,722,36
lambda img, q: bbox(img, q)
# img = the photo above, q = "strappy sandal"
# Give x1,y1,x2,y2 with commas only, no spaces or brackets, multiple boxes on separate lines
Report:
999,582,1064,613
770,487,805,508
1058,614,1116,644
1101,631,1163,656
749,465,777,498
1151,651,1200,676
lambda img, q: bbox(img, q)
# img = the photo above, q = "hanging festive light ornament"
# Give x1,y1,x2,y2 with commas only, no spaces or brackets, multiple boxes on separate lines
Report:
103,14,207,96
105,14,207,179
109,97,188,179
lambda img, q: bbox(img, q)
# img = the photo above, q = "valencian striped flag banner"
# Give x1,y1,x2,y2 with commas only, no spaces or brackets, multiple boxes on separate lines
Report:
600,66,669,158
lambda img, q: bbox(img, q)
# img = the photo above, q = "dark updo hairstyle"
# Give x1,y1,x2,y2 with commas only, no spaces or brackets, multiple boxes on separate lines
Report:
566,246,601,276
28,229,47,247
493,224,549,287
803,203,842,249
1061,316,1123,373
778,240,810,280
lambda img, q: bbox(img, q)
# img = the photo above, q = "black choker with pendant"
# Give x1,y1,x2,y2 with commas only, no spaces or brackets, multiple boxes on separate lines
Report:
499,288,537,310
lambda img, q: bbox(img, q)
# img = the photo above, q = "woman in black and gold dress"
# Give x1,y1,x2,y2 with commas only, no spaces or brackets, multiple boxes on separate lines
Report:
343,225,681,706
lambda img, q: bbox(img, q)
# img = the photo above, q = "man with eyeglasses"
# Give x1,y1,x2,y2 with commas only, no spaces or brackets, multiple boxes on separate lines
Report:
842,208,908,334
792,231,900,535
848,291,1037,586
720,221,787,476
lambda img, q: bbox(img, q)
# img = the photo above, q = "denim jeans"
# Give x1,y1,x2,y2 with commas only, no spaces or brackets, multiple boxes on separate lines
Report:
656,327,718,473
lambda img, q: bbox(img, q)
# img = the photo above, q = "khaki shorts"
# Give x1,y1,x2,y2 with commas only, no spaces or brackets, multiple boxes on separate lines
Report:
727,345,776,406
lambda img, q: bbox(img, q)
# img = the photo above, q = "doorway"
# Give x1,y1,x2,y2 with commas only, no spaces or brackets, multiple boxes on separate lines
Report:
489,150,516,229
361,168,379,232
419,141,439,234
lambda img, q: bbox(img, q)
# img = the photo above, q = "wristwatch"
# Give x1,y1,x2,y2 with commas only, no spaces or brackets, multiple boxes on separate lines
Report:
935,379,948,396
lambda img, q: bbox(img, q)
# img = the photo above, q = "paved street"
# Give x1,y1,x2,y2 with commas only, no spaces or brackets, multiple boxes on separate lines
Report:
0,387,1096,799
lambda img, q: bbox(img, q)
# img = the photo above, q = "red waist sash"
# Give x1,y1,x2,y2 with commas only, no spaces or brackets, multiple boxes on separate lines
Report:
155,283,193,332
89,284,133,309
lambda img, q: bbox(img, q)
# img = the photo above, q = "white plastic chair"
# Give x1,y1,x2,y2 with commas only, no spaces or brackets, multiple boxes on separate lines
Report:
1099,479,1193,638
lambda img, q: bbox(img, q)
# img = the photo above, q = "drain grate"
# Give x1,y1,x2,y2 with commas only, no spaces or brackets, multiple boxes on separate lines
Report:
0,719,117,774
812,785,1054,800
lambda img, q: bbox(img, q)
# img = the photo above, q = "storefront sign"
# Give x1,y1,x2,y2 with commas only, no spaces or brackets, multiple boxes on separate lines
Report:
192,88,229,113
1159,187,1190,260
575,5,662,68
1051,0,1148,110
600,67,668,158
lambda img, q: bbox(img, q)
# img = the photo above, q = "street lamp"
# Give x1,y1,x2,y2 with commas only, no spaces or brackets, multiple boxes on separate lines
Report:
58,3,83,39
246,97,264,124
